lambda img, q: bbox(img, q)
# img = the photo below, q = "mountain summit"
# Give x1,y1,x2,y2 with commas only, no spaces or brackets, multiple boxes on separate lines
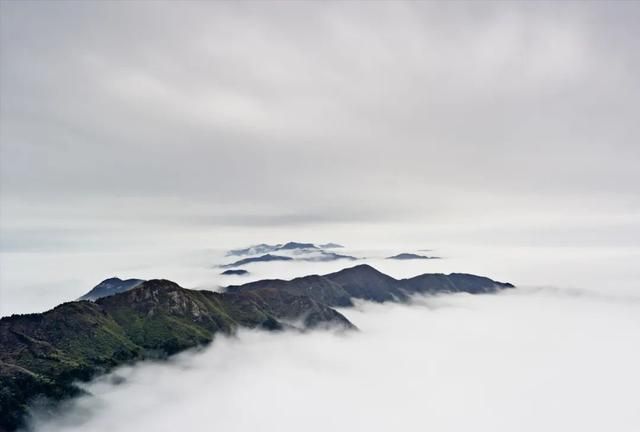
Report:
78,277,145,301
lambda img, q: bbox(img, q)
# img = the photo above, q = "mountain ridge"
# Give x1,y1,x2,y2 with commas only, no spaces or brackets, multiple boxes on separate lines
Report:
226,264,514,306
387,253,440,260
1,264,513,431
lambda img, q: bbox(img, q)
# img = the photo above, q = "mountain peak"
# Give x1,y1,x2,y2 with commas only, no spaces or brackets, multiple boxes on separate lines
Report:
78,277,145,301
319,242,343,249
387,253,440,260
329,263,389,277
279,242,318,250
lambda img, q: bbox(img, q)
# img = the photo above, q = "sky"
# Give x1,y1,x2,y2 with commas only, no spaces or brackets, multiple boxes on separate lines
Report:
1,0,639,246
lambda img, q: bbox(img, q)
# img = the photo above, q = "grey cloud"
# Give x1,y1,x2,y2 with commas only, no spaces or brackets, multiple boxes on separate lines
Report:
1,1,639,228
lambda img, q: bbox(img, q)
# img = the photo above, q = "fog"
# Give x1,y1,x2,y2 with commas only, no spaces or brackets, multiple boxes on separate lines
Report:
28,278,640,432
3,223,639,316
6,222,637,431
16,237,640,432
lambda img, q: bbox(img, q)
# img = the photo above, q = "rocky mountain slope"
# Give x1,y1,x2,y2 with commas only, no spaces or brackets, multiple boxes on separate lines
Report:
0,264,512,431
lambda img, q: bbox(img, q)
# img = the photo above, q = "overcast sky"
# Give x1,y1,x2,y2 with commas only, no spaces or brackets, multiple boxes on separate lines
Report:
3,3,640,428
1,1,639,239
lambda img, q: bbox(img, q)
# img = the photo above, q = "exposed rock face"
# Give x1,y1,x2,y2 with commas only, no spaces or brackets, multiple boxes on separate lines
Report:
0,264,513,431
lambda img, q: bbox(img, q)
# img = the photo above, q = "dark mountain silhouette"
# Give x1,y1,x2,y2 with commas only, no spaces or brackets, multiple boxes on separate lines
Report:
221,269,249,276
221,254,293,268
78,277,145,301
277,242,318,250
319,242,344,248
0,264,512,431
226,264,514,307
226,243,281,256
300,251,357,262
387,253,441,260
225,241,342,257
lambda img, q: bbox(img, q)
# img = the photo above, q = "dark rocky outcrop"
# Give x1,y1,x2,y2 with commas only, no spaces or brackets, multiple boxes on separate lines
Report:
221,269,249,276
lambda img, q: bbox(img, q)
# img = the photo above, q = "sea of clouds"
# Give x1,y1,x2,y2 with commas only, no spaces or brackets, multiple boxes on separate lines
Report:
7,224,637,432
27,285,640,432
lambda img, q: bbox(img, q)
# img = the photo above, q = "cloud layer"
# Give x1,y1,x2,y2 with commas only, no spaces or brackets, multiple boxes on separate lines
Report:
28,287,640,432
1,1,639,228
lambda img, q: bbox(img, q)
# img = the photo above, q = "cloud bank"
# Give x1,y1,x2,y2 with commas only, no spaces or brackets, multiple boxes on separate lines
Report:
27,287,640,432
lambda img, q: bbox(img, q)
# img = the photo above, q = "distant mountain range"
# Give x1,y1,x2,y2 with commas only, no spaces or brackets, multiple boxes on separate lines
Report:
226,243,280,256
303,251,357,262
221,243,358,267
319,242,343,249
278,241,318,250
221,253,294,268
0,264,513,431
226,241,343,257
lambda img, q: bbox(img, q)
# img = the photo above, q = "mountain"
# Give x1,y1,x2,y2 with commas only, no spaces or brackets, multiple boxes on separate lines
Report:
277,242,318,250
225,241,323,257
0,279,352,431
78,277,145,301
0,265,513,431
222,243,348,265
387,253,440,260
221,254,293,268
226,244,281,257
300,251,357,262
227,264,514,308
319,243,344,249
221,269,249,276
